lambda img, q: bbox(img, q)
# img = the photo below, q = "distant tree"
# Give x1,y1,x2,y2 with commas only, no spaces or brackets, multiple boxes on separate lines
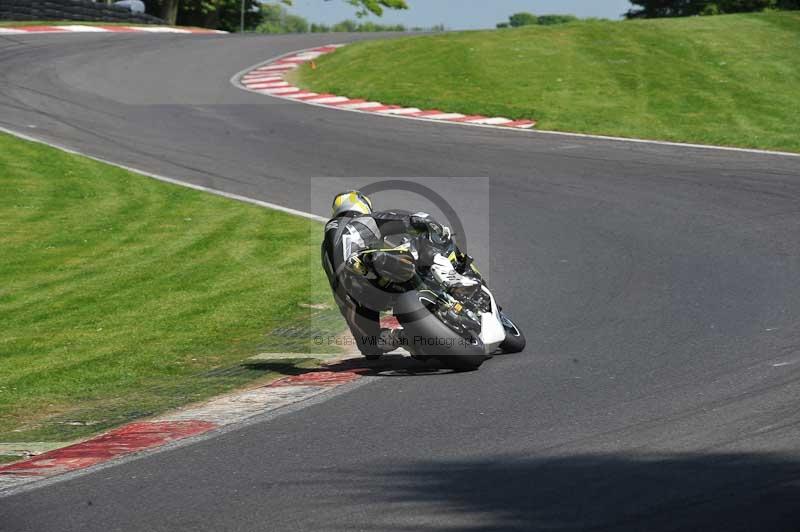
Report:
147,0,407,27
537,14,578,25
255,3,309,33
257,12,422,34
498,12,581,29
148,0,264,30
700,3,722,15
359,21,406,31
330,19,400,31
286,14,310,32
508,12,538,27
332,19,360,32
625,0,800,18
282,0,408,18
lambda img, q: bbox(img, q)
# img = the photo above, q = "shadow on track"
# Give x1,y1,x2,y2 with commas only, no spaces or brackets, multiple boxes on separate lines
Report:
308,452,800,531
245,354,465,378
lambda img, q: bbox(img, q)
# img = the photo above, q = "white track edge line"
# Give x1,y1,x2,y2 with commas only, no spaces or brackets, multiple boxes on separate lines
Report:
0,126,327,223
230,46,800,160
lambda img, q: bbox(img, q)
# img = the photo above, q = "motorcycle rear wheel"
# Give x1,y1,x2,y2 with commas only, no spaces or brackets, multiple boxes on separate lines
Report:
393,291,489,371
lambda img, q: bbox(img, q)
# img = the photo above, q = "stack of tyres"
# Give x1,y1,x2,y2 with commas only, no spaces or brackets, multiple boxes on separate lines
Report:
40,1,64,20
1,0,32,20
0,0,166,23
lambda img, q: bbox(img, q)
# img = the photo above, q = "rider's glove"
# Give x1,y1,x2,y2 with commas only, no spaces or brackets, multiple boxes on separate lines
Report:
410,213,451,243
372,251,416,283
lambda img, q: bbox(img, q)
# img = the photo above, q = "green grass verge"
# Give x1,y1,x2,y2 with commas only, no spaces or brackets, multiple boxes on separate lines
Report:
0,133,341,443
295,12,800,153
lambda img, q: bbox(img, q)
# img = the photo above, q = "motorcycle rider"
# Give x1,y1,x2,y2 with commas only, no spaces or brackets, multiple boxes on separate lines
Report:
321,190,479,359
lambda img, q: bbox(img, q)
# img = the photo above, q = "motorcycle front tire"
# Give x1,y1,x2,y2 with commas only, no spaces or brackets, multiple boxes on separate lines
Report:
499,313,526,354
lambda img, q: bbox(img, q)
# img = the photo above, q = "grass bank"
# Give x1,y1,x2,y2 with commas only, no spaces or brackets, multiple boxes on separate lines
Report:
0,133,339,444
296,12,800,153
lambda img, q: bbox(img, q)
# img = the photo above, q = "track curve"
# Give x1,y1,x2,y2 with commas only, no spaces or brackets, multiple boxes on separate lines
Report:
2,32,800,531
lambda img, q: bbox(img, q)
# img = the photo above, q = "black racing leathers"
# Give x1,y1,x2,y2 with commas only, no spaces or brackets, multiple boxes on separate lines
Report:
321,210,457,356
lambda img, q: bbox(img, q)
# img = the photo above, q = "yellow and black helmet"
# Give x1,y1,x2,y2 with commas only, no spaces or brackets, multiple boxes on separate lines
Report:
331,190,373,217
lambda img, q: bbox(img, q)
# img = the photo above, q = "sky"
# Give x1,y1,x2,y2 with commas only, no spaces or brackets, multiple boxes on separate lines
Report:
284,1,634,29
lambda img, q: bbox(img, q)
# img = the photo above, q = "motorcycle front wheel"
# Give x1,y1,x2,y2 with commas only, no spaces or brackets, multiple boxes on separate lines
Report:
499,312,526,354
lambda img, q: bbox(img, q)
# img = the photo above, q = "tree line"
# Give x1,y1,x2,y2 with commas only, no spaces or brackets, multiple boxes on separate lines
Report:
496,12,582,29
496,2,800,27
625,0,800,18
255,3,442,34
144,0,408,29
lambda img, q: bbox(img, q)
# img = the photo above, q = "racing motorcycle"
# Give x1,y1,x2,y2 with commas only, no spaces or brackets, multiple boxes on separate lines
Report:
355,230,526,371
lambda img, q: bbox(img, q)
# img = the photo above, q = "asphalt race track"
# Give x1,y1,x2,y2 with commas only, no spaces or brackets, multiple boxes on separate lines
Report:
2,32,800,531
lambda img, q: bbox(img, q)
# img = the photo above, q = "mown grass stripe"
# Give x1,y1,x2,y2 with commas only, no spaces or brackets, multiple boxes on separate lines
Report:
0,132,341,444
295,12,800,153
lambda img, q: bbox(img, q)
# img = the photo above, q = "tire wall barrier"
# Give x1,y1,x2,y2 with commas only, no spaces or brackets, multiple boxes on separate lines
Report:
0,0,165,24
